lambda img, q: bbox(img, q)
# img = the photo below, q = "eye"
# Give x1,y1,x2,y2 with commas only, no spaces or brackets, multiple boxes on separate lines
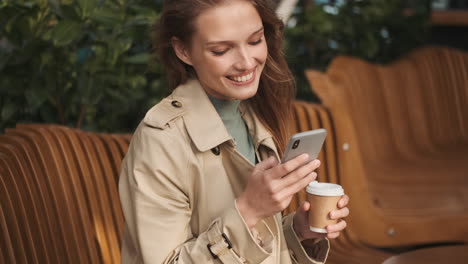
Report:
249,38,263,45
212,49,228,56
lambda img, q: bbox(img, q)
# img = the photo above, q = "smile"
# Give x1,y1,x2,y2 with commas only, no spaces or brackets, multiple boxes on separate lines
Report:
226,69,256,85
228,72,253,82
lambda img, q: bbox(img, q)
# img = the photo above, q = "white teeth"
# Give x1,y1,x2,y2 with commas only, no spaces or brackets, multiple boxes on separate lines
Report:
230,72,253,83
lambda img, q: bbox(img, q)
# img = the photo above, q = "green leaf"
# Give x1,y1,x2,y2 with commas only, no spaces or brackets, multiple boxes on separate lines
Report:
47,0,62,16
107,38,132,66
50,20,81,46
1,102,17,121
127,75,147,90
0,49,12,71
91,6,125,26
59,4,80,20
26,86,49,110
77,0,96,19
125,53,150,64
107,0,125,8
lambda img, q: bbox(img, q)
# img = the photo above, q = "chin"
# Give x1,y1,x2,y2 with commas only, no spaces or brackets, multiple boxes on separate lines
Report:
238,89,258,100
228,84,259,100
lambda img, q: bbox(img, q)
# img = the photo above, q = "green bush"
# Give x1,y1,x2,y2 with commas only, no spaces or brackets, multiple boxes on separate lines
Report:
0,0,165,133
0,0,431,132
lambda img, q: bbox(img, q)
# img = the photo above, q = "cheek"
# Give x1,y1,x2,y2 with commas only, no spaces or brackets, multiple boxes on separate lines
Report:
206,58,232,77
192,55,229,78
257,42,268,63
211,56,241,78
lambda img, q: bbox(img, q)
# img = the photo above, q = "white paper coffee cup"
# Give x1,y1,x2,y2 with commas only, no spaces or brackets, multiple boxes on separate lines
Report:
306,181,344,233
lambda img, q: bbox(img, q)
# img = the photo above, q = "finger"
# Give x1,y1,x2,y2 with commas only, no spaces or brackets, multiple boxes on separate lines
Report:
281,160,319,187
274,154,310,178
297,202,310,222
338,194,350,208
296,201,310,216
329,207,349,220
326,232,340,239
255,156,279,172
281,171,317,198
326,219,347,233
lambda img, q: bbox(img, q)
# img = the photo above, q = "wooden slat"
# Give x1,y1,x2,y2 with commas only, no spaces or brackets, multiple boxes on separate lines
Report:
0,154,30,263
0,134,54,263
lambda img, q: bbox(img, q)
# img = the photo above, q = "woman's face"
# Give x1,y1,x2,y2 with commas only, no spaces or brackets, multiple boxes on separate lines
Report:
174,0,268,101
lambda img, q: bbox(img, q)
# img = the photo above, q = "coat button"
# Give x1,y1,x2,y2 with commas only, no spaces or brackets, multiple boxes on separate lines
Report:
171,100,182,108
211,146,220,156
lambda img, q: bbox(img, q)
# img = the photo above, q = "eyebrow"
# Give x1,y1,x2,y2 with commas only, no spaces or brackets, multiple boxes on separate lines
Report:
205,27,264,46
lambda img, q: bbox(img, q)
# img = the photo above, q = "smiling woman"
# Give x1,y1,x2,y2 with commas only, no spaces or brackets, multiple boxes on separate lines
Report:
118,0,350,263
155,0,296,155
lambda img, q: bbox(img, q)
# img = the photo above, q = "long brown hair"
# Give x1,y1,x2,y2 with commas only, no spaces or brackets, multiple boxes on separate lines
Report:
154,0,295,155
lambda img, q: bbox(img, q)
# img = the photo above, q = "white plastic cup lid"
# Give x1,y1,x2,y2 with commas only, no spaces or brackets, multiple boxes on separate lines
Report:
306,181,344,196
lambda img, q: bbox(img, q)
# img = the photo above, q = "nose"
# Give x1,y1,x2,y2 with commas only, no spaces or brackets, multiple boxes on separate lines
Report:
233,46,255,71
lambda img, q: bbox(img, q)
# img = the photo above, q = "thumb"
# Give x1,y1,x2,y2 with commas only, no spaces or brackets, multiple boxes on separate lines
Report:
298,201,310,217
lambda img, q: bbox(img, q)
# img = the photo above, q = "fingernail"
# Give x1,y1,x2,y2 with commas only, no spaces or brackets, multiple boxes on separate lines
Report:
313,160,321,167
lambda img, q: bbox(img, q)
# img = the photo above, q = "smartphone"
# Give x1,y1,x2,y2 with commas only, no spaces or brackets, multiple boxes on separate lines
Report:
281,129,327,163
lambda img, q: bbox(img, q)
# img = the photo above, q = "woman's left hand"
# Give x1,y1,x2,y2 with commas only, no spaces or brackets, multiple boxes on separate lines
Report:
293,194,350,241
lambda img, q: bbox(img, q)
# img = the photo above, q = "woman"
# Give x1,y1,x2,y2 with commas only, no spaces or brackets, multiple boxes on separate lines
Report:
119,0,350,263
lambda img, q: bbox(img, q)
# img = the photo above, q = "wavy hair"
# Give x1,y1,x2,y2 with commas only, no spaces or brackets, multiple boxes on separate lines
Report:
154,0,295,155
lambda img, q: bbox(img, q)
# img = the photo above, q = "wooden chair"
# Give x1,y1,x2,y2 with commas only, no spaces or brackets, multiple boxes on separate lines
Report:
305,46,468,248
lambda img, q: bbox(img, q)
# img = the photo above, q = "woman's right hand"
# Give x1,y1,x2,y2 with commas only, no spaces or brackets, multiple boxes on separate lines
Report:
236,154,320,228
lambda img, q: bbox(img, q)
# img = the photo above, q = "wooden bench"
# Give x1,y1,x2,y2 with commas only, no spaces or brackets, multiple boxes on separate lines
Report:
306,46,468,251
5,46,465,263
1,101,354,263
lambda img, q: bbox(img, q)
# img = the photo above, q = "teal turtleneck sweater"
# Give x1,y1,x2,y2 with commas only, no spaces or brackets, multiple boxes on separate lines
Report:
209,95,256,164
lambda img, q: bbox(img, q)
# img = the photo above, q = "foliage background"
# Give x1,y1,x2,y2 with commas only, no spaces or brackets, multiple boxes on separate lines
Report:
0,0,165,133
285,0,431,101
0,0,430,133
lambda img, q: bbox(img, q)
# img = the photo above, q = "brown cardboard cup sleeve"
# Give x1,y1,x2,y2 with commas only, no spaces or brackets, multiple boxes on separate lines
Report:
306,181,344,233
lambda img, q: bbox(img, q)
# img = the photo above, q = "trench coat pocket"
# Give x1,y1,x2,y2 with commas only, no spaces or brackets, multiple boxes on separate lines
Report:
282,214,330,264
206,201,276,263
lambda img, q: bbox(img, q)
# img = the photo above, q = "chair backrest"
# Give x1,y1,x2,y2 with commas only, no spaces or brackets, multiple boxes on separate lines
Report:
306,46,468,247
0,125,129,264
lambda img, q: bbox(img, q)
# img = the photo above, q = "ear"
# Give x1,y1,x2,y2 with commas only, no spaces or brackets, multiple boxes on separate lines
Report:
172,37,193,66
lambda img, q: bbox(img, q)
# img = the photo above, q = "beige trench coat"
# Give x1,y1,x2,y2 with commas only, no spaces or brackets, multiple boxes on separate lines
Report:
119,79,330,263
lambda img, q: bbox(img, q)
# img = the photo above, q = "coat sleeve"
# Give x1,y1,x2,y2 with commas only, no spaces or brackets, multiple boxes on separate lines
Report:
282,213,330,264
119,124,274,264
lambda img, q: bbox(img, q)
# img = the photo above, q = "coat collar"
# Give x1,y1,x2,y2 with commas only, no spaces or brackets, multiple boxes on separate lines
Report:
167,79,277,154
173,79,232,152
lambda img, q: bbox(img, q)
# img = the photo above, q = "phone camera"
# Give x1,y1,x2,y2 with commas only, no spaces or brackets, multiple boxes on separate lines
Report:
292,140,300,149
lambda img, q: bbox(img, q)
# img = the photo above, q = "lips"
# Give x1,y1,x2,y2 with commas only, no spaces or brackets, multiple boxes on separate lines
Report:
226,69,256,85
228,72,253,82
